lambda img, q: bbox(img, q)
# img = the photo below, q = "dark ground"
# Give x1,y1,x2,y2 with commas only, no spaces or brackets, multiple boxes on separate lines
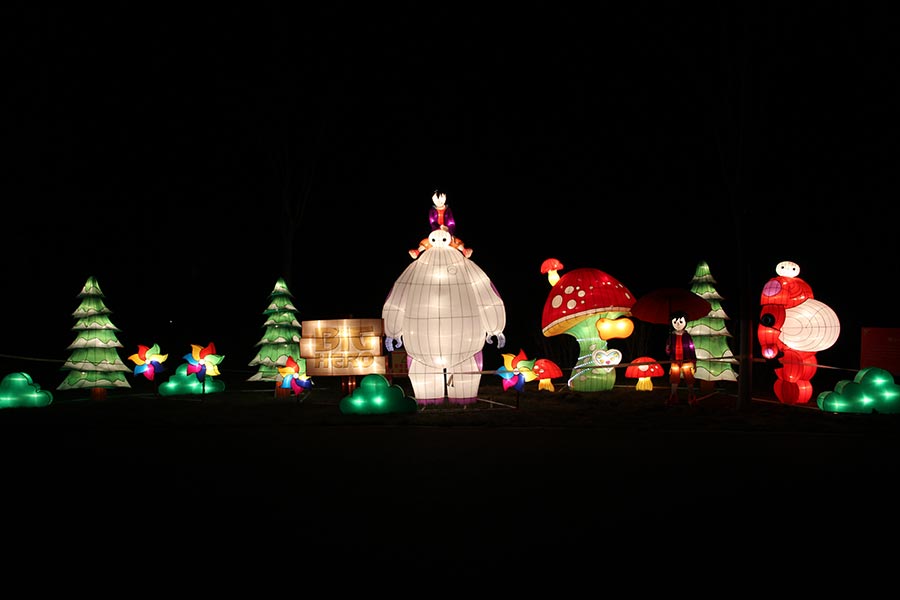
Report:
3,375,899,587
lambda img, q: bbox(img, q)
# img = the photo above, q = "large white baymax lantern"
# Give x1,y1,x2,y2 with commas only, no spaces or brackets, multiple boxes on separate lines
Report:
383,225,506,405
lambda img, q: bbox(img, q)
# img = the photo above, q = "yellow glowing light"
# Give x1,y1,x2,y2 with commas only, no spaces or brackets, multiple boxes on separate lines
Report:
597,317,635,340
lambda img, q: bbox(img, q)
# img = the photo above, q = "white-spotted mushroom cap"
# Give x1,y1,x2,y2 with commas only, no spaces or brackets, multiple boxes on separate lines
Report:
541,267,635,337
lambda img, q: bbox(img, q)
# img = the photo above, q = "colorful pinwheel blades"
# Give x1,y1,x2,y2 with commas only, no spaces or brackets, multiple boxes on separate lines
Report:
148,360,165,379
503,373,526,391
184,343,224,383
496,365,516,385
129,344,168,381
288,376,313,394
136,356,165,381
278,356,313,396
185,361,206,381
497,349,538,392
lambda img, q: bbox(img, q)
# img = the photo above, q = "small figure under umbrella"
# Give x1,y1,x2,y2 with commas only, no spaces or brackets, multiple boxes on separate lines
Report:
666,310,698,406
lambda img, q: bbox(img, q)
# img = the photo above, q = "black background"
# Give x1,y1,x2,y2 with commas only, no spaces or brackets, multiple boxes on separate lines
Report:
5,3,898,380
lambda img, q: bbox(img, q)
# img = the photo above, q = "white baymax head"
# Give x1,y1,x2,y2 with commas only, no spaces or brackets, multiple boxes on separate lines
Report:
428,227,453,247
432,191,447,208
776,260,800,278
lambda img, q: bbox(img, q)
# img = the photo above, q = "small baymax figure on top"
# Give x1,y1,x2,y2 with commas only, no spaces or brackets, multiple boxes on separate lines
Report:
665,310,698,406
409,191,472,259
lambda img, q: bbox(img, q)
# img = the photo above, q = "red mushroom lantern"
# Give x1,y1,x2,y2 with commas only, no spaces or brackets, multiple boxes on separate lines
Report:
540,258,564,286
540,260,636,392
533,358,563,392
625,356,664,391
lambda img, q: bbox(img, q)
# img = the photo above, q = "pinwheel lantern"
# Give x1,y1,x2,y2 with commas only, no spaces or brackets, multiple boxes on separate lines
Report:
277,355,313,400
496,349,538,392
184,342,224,393
129,344,168,382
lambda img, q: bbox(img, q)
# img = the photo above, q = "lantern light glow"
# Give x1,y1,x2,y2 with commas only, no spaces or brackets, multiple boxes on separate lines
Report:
384,194,506,405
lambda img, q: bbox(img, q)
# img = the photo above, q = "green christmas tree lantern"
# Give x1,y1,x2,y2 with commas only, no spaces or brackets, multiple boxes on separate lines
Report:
248,277,305,397
686,260,738,391
57,275,132,400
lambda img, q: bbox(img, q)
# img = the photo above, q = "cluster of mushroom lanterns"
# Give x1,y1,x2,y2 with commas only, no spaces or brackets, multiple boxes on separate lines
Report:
539,258,641,392
382,226,843,405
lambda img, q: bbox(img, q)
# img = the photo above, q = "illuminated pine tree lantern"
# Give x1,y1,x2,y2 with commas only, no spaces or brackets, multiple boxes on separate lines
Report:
57,276,132,400
686,260,738,392
248,277,306,398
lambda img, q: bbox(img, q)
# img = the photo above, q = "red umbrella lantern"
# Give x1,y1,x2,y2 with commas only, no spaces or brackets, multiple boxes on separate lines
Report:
631,288,712,325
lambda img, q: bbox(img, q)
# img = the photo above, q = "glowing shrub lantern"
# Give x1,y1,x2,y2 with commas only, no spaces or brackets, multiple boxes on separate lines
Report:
758,261,840,404
339,373,417,415
158,343,225,397
0,372,53,409
625,357,664,391
158,364,226,396
539,259,635,392
383,219,506,406
817,367,900,414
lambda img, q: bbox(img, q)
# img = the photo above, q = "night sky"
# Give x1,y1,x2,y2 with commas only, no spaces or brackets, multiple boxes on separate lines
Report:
5,4,899,378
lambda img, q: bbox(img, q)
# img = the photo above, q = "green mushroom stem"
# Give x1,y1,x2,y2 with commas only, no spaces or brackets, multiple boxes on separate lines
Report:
565,317,618,392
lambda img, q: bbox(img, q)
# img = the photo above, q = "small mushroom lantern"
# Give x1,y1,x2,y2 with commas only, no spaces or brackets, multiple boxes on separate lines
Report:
533,358,563,392
540,260,636,392
625,356,664,391
540,258,564,286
